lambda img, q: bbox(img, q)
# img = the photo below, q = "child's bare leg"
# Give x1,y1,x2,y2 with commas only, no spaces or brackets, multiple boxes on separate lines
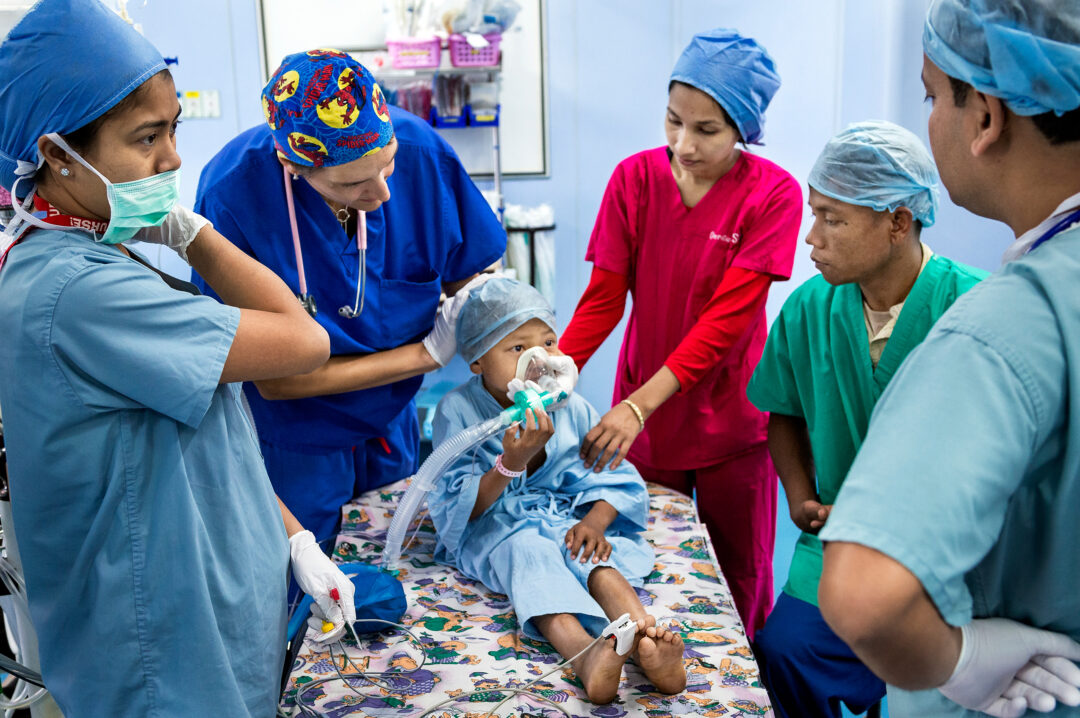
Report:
533,612,628,704
587,566,657,649
587,567,649,623
587,567,686,695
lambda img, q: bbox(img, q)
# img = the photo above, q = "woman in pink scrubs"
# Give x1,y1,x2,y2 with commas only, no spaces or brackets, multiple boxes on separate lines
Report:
559,28,802,638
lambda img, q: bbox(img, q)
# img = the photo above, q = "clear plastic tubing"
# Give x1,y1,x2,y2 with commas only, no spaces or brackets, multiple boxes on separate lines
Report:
383,387,565,570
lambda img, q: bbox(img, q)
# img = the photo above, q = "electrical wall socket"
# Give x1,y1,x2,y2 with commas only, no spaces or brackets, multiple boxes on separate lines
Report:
179,89,221,119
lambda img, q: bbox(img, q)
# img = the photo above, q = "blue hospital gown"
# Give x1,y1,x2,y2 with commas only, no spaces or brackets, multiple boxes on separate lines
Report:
429,376,654,640
821,225,1080,716
0,229,288,718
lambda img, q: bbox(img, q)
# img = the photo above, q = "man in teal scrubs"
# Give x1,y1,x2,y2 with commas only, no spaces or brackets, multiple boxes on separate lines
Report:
747,120,985,718
818,2,1080,717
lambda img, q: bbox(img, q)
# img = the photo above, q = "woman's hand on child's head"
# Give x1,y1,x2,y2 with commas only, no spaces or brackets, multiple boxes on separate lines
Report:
581,402,643,472
501,407,554,473
565,521,612,564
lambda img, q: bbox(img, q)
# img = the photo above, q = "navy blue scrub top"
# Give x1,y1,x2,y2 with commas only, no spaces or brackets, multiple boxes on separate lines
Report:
193,105,506,450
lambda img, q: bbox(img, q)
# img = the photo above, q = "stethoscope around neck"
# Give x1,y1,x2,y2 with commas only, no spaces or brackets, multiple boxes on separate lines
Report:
282,165,367,319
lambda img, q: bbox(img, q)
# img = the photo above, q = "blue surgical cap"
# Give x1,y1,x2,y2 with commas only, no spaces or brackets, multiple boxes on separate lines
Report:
809,120,941,227
669,28,781,145
457,277,556,365
0,0,167,194
924,0,1080,116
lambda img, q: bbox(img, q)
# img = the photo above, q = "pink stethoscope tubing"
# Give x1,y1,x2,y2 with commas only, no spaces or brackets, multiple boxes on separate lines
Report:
282,165,367,317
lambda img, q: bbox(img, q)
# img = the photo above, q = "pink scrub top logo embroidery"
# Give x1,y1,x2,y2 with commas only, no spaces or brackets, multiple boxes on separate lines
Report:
709,231,740,245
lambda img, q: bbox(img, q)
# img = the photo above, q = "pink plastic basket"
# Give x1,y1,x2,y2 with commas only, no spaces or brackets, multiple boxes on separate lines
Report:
386,36,442,69
448,33,501,67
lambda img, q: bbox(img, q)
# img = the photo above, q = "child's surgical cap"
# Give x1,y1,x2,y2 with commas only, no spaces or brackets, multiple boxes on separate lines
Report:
457,277,556,365
0,0,167,194
923,0,1080,116
263,50,394,168
809,120,941,227
669,28,781,145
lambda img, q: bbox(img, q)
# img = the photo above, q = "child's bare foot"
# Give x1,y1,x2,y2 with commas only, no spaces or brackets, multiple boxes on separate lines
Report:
637,624,687,694
572,634,630,704
628,614,655,656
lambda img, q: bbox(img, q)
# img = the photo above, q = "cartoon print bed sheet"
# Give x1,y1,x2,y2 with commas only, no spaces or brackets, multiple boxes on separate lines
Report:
282,480,774,717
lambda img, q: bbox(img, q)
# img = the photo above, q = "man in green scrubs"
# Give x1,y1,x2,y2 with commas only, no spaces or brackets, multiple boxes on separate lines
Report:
747,120,986,718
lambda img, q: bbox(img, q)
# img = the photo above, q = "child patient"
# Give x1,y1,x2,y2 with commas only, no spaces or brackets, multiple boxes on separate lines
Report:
428,277,686,704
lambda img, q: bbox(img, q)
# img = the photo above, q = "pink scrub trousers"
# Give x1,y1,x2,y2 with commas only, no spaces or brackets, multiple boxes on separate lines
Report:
633,444,776,640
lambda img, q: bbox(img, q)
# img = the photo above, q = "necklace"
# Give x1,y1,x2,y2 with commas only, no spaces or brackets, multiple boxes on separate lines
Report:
335,206,351,234
331,203,368,318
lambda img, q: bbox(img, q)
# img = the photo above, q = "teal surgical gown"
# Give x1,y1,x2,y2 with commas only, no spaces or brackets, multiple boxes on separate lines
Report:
0,228,289,717
429,376,654,640
820,225,1080,716
747,255,985,606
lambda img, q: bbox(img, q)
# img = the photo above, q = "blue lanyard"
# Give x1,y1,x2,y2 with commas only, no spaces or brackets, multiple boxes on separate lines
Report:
1028,207,1080,253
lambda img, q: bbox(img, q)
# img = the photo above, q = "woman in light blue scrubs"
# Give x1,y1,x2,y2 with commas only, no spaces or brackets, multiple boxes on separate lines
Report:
0,1,356,715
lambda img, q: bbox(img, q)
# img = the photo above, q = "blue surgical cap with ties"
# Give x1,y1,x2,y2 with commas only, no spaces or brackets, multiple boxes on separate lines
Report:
669,28,781,145
0,0,167,196
924,0,1080,116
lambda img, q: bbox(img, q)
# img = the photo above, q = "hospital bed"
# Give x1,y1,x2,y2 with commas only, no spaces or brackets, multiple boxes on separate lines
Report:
281,479,774,717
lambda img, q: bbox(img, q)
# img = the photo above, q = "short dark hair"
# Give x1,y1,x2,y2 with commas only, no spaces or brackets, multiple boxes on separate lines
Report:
667,80,745,144
62,69,173,152
947,75,1080,145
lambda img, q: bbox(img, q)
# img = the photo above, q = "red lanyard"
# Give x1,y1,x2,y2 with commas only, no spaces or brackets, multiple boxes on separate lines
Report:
31,195,109,234
0,198,108,270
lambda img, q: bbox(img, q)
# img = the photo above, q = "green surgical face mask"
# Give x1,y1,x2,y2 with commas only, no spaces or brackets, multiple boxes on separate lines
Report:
46,132,179,245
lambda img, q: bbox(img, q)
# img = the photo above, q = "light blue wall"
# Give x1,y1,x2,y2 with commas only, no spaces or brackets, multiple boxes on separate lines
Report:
126,0,1015,410
126,0,266,278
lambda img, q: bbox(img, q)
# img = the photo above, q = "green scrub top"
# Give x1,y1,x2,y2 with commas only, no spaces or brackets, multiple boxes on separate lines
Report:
747,254,986,605
820,225,1080,716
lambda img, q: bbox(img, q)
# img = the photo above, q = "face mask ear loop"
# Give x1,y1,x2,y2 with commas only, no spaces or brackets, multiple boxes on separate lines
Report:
44,133,111,187
38,134,106,242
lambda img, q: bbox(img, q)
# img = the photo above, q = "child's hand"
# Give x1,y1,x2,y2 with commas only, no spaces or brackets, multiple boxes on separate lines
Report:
501,407,553,473
565,520,612,564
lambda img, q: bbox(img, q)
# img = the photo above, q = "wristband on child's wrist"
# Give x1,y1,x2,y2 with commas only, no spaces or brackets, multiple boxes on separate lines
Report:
494,453,525,478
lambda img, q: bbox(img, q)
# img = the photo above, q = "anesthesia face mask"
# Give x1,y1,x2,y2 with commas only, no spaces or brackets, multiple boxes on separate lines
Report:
507,346,579,406
516,346,554,383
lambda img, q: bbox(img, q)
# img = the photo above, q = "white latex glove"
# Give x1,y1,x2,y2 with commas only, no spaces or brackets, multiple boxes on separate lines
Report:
421,295,461,367
939,618,1080,717
421,273,496,366
306,602,347,645
133,205,210,264
537,354,578,408
289,530,356,643
505,378,545,404
457,272,496,294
